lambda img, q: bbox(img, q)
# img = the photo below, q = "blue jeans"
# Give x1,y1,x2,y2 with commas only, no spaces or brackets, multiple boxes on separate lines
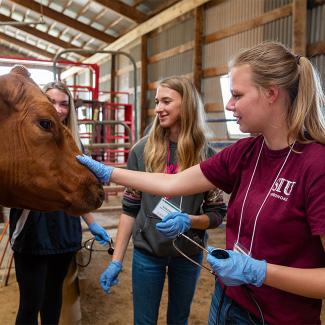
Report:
208,281,264,325
132,248,203,325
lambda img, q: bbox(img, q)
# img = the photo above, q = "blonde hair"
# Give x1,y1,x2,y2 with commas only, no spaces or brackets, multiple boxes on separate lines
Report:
229,41,325,144
144,76,209,172
43,81,81,150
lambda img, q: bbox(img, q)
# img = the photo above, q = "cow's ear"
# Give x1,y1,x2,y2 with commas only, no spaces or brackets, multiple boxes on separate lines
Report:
10,65,38,87
10,65,31,78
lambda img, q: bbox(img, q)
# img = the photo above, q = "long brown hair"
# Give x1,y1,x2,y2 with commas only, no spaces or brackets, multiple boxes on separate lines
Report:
43,81,81,150
144,76,210,172
229,41,325,144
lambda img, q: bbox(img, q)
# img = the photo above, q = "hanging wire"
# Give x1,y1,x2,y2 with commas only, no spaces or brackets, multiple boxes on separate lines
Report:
39,0,45,24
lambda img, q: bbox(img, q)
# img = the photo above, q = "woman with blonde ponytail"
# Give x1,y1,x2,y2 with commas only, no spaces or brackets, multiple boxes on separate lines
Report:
78,42,325,325
97,76,226,324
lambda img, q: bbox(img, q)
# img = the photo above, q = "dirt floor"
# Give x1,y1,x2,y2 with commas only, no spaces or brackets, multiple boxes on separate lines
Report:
1,208,325,324
78,224,225,325
0,208,224,325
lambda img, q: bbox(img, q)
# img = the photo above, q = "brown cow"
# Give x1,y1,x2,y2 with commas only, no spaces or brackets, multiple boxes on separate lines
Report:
0,66,104,215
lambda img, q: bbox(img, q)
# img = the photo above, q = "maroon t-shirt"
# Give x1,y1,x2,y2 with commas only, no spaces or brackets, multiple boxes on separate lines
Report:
200,135,325,324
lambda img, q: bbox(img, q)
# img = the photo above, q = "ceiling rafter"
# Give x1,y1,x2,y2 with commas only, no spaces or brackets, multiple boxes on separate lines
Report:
83,37,96,48
0,31,53,59
0,43,29,59
104,16,123,31
95,7,108,21
23,8,30,21
9,0,116,43
46,21,57,34
94,0,147,23
70,33,82,45
61,0,209,79
132,0,145,7
74,1,92,20
10,2,15,16
70,0,92,41
65,0,74,7
61,0,72,12
0,13,90,57
0,0,187,65
57,26,70,41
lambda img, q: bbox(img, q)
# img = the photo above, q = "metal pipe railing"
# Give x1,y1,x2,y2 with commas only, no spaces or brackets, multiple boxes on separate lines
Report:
53,49,138,142
78,120,132,150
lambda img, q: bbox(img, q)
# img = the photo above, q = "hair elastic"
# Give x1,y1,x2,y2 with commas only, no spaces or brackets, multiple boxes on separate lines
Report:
295,54,302,65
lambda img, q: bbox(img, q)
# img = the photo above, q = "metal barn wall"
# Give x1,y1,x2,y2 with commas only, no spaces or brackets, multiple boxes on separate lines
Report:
146,16,195,124
203,0,265,139
147,17,194,82
309,4,325,84
89,0,324,141
263,0,292,47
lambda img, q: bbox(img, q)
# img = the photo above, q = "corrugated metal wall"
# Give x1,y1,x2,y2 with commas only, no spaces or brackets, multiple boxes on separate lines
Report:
147,17,194,82
203,0,265,139
309,4,325,83
146,17,195,120
90,0,324,141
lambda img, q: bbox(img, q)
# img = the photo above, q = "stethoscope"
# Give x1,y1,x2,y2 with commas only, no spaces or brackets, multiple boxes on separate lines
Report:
173,234,264,325
172,232,229,276
77,237,114,267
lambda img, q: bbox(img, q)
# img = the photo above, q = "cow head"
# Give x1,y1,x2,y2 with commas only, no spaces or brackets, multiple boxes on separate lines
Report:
0,66,104,215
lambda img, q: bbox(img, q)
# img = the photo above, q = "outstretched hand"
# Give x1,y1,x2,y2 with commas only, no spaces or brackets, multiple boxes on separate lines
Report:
206,246,267,287
156,211,192,239
76,154,114,183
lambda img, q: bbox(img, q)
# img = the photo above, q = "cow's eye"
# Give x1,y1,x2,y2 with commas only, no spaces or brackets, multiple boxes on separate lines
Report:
39,119,53,130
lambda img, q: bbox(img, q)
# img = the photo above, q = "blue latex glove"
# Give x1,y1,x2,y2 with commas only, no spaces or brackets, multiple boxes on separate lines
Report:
76,154,114,183
100,261,122,294
156,211,192,239
88,222,110,246
206,246,267,287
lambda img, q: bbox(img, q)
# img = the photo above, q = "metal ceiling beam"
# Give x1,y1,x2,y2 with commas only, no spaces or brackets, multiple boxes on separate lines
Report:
132,0,146,7
0,31,53,59
94,0,147,23
74,1,92,20
62,0,211,79
0,13,90,57
9,0,116,43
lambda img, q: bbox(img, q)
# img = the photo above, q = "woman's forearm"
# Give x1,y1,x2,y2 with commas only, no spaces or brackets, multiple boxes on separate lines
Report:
265,264,325,299
81,212,95,225
112,213,135,262
111,164,214,197
189,214,210,229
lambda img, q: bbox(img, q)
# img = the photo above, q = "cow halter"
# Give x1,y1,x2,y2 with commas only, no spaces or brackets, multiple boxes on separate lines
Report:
235,138,295,256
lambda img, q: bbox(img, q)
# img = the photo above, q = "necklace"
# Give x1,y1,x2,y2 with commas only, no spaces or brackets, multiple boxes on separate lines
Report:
235,138,295,256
